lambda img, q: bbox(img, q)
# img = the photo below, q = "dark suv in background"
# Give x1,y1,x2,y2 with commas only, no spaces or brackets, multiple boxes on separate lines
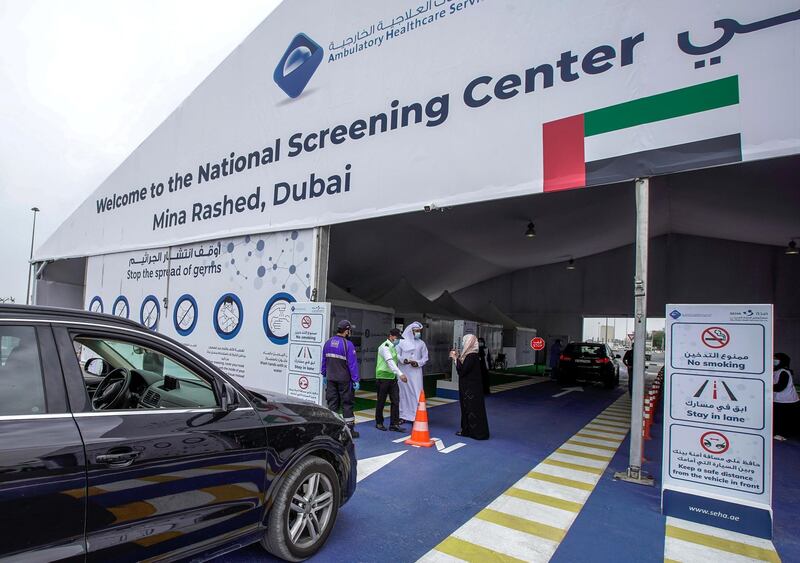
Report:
0,305,356,562
558,342,620,388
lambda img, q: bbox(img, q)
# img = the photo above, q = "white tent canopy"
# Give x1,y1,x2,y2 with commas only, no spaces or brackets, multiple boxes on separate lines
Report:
33,2,800,263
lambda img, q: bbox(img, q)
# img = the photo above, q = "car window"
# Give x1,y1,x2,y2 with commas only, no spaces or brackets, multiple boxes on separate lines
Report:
564,344,604,357
0,326,47,416
73,336,218,411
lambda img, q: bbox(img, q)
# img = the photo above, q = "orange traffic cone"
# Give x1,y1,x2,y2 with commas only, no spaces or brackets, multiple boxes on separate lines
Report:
405,390,434,447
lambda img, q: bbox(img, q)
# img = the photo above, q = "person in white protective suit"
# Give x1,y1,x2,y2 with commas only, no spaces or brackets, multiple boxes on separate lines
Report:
397,321,429,424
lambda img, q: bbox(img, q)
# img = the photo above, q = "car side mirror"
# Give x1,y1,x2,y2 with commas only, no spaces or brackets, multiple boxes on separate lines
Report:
85,357,108,376
219,382,240,412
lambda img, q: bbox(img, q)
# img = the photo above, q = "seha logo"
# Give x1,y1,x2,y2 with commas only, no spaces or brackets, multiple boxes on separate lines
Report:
274,33,324,98
670,309,682,320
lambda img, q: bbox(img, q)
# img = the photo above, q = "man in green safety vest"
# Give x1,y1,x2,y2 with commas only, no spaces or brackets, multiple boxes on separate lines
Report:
375,328,408,432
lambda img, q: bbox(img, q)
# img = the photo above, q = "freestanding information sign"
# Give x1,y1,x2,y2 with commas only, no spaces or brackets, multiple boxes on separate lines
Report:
287,302,331,406
662,304,773,538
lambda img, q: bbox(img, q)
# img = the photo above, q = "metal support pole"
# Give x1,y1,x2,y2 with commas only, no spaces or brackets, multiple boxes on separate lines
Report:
313,226,330,302
26,207,40,305
616,178,654,486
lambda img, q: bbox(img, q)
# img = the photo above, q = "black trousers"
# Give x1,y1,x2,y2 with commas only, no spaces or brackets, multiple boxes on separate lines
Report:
375,379,399,426
326,380,355,424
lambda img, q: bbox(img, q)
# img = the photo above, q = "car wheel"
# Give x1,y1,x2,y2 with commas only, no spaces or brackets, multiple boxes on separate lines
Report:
261,455,341,562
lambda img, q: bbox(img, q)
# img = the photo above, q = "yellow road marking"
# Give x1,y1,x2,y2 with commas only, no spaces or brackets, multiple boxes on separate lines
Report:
556,447,613,462
567,439,619,452
527,471,595,492
575,432,622,443
420,395,630,562
585,423,629,435
504,487,582,513
476,508,566,542
666,525,781,562
435,536,527,563
542,459,604,475
595,416,629,424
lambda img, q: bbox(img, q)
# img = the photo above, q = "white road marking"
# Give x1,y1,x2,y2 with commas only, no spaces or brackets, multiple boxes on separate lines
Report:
356,450,407,483
552,386,584,398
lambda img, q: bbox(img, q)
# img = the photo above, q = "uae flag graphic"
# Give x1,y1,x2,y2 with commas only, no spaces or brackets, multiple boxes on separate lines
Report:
543,75,742,192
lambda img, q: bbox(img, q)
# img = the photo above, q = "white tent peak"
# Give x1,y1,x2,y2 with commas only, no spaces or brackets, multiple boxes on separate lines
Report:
433,290,490,323
327,282,371,305
475,301,532,331
372,278,456,320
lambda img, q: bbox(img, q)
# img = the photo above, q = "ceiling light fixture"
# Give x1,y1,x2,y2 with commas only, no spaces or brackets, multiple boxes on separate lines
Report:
566,258,576,270
786,240,799,256
525,221,536,238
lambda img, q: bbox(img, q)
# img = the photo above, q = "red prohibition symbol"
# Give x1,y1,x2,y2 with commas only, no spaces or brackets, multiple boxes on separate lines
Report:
700,431,730,455
701,326,730,349
301,315,312,329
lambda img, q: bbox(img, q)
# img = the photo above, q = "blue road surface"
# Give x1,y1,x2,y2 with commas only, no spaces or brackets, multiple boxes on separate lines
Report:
216,380,800,562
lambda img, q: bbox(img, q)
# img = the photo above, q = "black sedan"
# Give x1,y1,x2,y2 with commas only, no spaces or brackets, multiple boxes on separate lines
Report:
557,342,620,388
0,304,356,562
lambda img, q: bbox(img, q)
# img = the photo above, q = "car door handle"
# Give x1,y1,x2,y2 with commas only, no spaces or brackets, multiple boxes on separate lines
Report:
96,451,140,466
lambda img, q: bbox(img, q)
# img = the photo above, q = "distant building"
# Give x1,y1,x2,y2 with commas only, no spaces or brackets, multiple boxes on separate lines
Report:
600,325,615,342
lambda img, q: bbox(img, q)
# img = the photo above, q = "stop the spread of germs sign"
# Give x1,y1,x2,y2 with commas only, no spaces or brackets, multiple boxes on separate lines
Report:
662,304,773,539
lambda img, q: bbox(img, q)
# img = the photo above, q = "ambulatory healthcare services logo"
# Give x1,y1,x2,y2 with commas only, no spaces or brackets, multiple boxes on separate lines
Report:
274,33,324,98
670,309,682,320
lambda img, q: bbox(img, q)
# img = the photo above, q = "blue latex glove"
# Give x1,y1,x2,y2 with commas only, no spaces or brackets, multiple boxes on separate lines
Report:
323,376,327,387
353,381,360,391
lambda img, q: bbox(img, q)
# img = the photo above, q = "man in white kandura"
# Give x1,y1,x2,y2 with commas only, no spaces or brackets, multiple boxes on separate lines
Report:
397,321,429,424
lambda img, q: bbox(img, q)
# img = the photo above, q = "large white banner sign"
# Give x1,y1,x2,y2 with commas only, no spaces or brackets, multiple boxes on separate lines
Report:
37,1,800,260
662,304,773,538
84,229,318,392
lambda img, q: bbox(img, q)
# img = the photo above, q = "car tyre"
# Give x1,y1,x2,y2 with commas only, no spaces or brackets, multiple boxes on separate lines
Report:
603,372,617,389
261,455,341,562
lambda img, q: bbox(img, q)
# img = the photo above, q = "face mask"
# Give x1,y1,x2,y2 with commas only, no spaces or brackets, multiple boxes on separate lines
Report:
774,359,780,367
414,333,421,340
392,339,400,347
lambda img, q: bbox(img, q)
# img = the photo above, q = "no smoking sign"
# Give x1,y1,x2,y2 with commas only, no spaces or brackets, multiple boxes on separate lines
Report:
702,326,730,348
301,315,313,329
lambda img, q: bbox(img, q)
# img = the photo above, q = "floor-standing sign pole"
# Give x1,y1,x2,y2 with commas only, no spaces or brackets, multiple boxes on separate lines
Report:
619,178,654,484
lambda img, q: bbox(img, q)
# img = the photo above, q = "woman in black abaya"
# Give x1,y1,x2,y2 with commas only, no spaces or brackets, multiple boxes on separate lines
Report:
450,334,490,440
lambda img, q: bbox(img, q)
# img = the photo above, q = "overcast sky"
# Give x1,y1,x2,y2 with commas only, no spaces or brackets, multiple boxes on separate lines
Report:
0,0,280,302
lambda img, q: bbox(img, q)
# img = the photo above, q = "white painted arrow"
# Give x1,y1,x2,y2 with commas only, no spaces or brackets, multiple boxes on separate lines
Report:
356,450,406,483
391,434,466,454
553,386,584,398
431,437,466,454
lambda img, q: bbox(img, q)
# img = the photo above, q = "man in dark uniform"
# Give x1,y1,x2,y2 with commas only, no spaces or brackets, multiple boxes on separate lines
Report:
321,320,361,437
623,348,634,395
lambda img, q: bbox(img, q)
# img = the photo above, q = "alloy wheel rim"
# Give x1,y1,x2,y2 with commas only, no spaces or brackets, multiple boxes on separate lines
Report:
287,471,335,549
